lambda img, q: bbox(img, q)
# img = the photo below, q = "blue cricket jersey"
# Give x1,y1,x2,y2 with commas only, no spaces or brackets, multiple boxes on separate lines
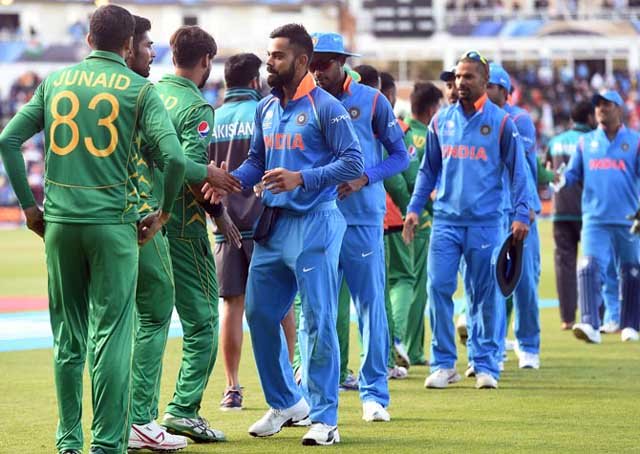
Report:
336,75,409,226
408,95,530,226
564,124,640,225
232,73,364,213
502,103,541,214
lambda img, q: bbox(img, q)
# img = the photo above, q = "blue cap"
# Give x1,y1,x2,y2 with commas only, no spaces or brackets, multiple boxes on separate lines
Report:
439,67,456,82
311,32,360,57
592,90,624,107
488,63,511,92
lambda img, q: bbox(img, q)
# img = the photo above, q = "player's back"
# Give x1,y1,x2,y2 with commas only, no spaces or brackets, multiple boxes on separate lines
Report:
42,50,153,224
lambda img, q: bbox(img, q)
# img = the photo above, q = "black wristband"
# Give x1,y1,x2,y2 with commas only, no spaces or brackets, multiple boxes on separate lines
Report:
201,201,223,218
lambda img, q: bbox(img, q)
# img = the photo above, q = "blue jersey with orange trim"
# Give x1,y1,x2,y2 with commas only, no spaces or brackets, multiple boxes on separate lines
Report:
408,95,530,226
336,75,409,225
565,125,640,225
232,73,364,213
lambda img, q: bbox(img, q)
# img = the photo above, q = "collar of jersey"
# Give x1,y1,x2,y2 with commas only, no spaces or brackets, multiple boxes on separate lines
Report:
342,73,353,95
454,93,489,116
224,87,261,103
597,123,626,141
86,50,126,67
573,123,592,133
406,116,428,130
271,72,316,102
158,74,200,95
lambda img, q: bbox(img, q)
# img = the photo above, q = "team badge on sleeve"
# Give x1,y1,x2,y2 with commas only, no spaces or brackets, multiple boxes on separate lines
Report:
197,121,210,139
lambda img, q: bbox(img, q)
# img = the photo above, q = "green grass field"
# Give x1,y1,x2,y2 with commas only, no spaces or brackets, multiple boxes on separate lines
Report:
1,222,638,453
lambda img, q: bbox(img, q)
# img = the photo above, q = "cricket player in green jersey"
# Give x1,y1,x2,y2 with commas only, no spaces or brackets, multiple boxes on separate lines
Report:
385,82,442,366
153,26,227,443
0,6,187,454
123,17,240,452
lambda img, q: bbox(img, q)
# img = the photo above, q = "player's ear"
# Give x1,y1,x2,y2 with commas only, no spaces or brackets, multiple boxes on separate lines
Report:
86,33,93,49
122,36,134,59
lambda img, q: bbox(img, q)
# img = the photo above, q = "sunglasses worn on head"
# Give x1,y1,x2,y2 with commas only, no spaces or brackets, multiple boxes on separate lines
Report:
310,58,336,72
459,50,488,65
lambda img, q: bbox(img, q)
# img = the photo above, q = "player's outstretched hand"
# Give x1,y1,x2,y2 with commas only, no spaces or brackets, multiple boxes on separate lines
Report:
262,167,302,194
338,175,369,200
24,206,45,239
138,210,170,246
402,212,419,245
511,220,529,241
214,207,243,249
206,161,242,194
201,182,225,204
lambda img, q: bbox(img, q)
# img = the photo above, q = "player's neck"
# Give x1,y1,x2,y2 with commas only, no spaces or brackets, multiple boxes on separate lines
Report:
601,121,622,140
174,68,200,87
280,71,307,106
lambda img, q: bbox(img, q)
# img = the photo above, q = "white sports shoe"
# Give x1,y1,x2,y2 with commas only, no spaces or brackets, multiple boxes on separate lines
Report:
362,401,391,422
301,423,340,446
248,398,310,437
600,321,620,334
424,368,461,389
129,420,188,451
504,339,516,351
621,327,640,342
475,373,498,389
514,342,540,369
573,323,602,344
518,351,540,369
387,365,408,379
465,365,475,378
456,314,468,344
394,340,411,368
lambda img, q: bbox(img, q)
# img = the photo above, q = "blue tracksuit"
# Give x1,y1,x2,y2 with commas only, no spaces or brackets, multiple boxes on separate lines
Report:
232,73,364,425
335,75,408,406
564,125,640,331
501,104,541,355
408,95,530,379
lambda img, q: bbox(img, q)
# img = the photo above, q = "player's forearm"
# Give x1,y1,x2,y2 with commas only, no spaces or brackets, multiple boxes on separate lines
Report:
232,156,264,189
0,116,40,209
300,145,364,192
184,158,207,184
157,135,186,213
384,174,411,214
407,168,435,215
365,137,409,185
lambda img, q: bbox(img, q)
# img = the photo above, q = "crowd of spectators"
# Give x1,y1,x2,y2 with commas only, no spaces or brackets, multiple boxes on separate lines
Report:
2,65,640,208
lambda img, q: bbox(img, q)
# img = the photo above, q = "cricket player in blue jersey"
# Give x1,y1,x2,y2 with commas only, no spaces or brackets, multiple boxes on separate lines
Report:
310,32,409,422
403,51,530,390
548,102,621,333
204,24,363,446
560,90,640,344
486,63,541,369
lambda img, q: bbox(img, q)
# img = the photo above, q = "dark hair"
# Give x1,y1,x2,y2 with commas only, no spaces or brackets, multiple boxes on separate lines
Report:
411,82,443,116
133,15,151,50
224,53,262,88
170,26,217,68
89,5,135,53
269,23,313,61
353,64,379,88
380,72,396,92
571,100,594,124
458,57,489,80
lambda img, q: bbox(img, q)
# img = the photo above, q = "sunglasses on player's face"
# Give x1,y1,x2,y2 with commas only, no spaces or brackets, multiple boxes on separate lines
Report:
310,57,337,72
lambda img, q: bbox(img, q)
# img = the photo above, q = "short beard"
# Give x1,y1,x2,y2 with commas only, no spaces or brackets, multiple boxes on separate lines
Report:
267,63,295,89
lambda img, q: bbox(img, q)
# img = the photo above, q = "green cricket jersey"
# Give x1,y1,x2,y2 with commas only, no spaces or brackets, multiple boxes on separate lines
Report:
0,50,185,223
156,74,214,238
384,117,432,229
135,136,164,216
